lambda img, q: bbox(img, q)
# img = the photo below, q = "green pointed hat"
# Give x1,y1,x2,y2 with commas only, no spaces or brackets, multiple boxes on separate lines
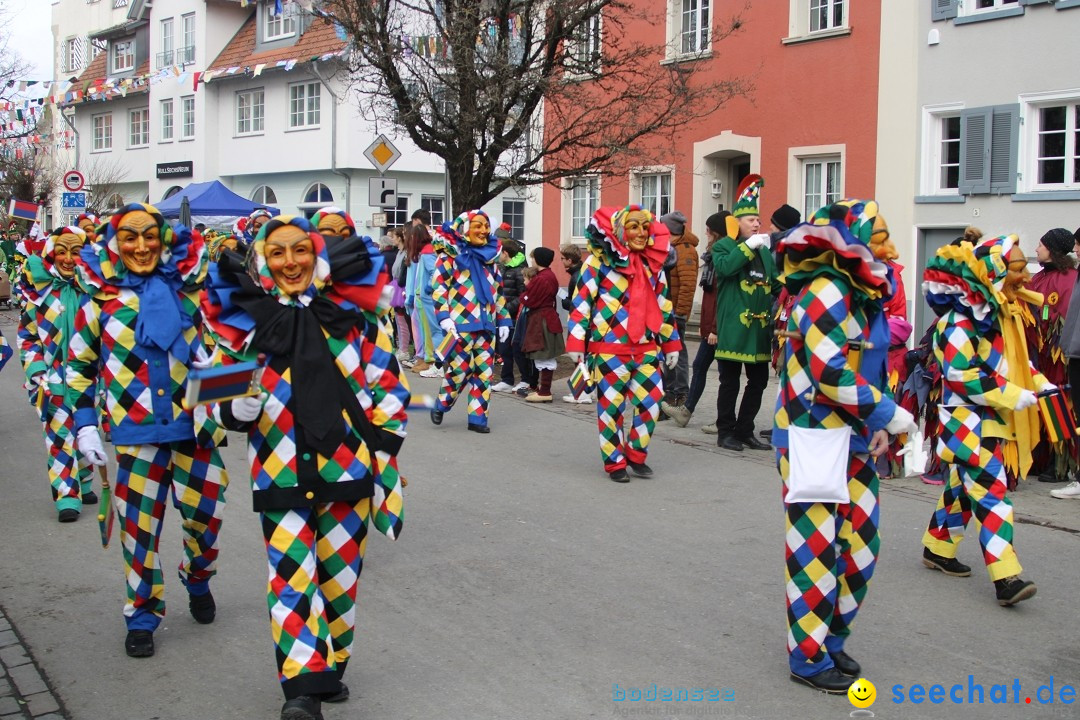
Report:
732,174,764,217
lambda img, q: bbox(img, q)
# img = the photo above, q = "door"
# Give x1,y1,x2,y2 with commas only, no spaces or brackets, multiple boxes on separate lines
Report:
916,227,966,336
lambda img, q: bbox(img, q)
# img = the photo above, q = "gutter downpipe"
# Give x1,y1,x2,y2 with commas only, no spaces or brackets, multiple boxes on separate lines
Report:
312,61,351,215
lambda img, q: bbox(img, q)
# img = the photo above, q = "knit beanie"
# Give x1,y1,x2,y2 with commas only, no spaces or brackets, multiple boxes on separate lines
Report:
705,211,731,235
532,246,555,267
770,204,801,233
659,211,687,237
494,222,513,240
1040,227,1074,257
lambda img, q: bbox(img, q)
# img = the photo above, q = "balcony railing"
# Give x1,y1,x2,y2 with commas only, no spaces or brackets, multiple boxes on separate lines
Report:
156,50,174,69
177,45,195,66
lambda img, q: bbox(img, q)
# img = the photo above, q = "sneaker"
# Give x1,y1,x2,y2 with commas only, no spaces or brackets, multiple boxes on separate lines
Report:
922,548,971,577
628,461,653,478
124,630,155,658
661,402,692,428
419,366,442,378
701,423,718,435
994,575,1037,606
189,590,216,624
516,386,537,398
399,358,416,369
561,394,593,404
511,381,530,392
491,381,514,393
1050,480,1080,499
921,473,945,486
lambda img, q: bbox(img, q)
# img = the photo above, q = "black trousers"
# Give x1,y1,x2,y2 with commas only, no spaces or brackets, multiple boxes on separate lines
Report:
715,359,770,439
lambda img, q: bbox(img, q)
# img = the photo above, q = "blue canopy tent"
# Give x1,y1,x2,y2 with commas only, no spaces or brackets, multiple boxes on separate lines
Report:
155,180,279,228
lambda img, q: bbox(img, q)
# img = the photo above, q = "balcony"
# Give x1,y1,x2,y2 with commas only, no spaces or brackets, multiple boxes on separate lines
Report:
177,45,195,66
156,50,174,69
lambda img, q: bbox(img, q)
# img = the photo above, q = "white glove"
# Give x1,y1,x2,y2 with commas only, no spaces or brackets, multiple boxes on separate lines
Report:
498,326,510,343
884,406,918,436
192,346,212,371
569,352,585,364
556,287,569,300
1015,389,1038,411
744,233,771,251
231,393,265,422
76,426,108,467
378,284,395,311
439,318,459,339
664,351,679,369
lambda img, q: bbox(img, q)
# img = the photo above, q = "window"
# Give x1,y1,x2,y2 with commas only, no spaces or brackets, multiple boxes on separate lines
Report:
251,185,278,205
680,0,710,54
387,196,409,227
502,199,525,241
178,13,195,65
938,116,962,191
264,0,298,41
92,113,112,152
786,0,849,41
129,108,149,148
802,157,842,217
180,95,195,140
162,186,183,200
569,177,600,238
966,0,1018,13
1032,103,1080,189
64,37,85,73
421,196,445,227
305,183,334,204
921,107,963,196
90,37,106,60
289,82,321,129
111,39,134,73
637,172,673,218
566,10,602,75
236,89,265,136
160,99,174,141
810,0,844,32
158,19,174,68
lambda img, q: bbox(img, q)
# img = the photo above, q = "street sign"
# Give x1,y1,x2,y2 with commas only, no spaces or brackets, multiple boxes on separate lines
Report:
368,177,398,208
363,135,401,174
61,192,87,210
62,170,85,192
371,212,387,228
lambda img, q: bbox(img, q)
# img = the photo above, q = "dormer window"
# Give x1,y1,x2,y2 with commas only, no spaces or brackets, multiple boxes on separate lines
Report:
264,1,297,41
112,38,135,73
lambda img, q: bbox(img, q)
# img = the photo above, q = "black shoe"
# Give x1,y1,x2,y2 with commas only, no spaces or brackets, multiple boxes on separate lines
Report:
467,423,490,434
189,591,216,624
758,429,772,439
430,409,443,425
1037,470,1066,483
58,508,79,523
82,491,99,505
124,630,155,658
280,696,322,720
627,461,653,478
829,650,860,677
718,435,744,452
922,548,971,577
609,469,630,483
739,434,772,451
994,576,1037,606
789,667,854,694
323,682,349,703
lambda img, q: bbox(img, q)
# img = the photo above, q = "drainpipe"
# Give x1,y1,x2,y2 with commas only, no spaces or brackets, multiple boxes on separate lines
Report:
311,61,350,215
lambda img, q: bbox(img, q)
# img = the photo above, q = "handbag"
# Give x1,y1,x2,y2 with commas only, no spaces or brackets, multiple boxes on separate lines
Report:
785,425,851,504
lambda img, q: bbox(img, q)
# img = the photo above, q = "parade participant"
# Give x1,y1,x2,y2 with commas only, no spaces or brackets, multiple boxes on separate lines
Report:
429,210,512,432
18,227,95,522
246,209,273,243
921,234,1047,606
1025,228,1078,483
76,213,100,242
65,203,228,658
203,215,408,720
712,175,777,452
567,206,680,481
774,200,916,693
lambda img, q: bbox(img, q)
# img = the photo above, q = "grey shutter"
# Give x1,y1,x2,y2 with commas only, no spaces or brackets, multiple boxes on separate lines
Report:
959,107,992,195
932,0,959,21
989,104,1020,194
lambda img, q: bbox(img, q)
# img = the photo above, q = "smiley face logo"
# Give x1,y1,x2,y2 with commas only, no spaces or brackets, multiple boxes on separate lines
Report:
848,678,876,709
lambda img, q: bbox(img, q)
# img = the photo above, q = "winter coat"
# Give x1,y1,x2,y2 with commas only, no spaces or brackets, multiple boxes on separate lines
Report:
668,231,700,319
521,267,565,358
712,234,778,363
502,253,527,319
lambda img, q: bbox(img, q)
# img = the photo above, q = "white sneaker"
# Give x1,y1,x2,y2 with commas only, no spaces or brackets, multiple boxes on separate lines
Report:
418,366,443,379
562,394,593,404
701,423,718,435
512,381,530,392
1050,480,1080,499
491,381,514,393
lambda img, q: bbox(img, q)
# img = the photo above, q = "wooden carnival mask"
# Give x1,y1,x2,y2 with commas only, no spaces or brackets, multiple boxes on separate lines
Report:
622,209,652,252
264,223,316,297
116,210,163,276
53,232,85,278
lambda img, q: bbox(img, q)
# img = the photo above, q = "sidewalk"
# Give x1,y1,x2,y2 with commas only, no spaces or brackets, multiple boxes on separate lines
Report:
0,607,67,720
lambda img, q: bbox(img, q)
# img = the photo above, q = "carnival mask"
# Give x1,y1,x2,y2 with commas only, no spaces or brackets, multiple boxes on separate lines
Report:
622,210,652,252
869,215,898,261
264,224,316,297
53,233,85,278
466,215,491,246
1002,246,1031,302
116,210,163,275
250,214,269,236
221,236,239,253
316,214,350,238
77,219,97,241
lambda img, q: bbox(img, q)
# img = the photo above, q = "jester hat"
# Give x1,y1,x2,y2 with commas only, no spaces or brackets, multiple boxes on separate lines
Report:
311,206,357,236
732,174,764,218
923,234,1019,331
583,205,671,273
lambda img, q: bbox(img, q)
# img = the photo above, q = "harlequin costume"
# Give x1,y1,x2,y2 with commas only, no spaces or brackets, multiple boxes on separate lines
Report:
202,216,408,718
18,227,95,521
65,203,229,656
567,206,680,481
430,210,512,432
773,200,913,692
921,234,1044,605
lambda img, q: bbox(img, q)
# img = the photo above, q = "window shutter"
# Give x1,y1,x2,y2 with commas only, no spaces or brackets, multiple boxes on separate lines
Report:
989,104,1020,194
932,0,959,21
959,106,992,195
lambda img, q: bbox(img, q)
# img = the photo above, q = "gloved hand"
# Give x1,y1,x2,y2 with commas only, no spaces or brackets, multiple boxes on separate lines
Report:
192,346,212,371
744,233,771,251
884,406,918,436
231,393,266,423
498,326,510,343
665,351,679,369
439,318,459,339
76,426,108,467
378,284,395,312
569,352,585,364
1015,389,1038,411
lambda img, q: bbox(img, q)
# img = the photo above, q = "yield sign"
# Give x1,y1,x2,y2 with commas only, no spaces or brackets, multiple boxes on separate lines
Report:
364,135,401,174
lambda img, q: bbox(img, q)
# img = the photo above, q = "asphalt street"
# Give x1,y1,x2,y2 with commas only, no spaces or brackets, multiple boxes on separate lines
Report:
0,310,1078,720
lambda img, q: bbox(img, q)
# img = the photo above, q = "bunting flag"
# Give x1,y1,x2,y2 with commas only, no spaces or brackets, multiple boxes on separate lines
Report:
8,198,39,221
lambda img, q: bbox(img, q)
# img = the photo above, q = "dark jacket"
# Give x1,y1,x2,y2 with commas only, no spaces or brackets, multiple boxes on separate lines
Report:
502,253,528,319
562,262,583,312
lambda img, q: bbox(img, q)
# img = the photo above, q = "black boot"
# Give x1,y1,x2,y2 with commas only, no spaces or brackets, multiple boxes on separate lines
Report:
627,461,653,478
922,548,971,577
829,650,860,677
789,667,853,694
994,576,1036,606
189,590,216,624
323,681,349,703
430,408,443,425
124,630,155,658
280,696,322,720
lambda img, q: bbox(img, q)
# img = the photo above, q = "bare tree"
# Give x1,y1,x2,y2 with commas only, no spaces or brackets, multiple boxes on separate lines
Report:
83,156,129,213
317,0,752,213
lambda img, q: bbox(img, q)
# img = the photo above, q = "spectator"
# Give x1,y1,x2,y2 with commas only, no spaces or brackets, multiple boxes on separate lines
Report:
658,211,699,425
520,247,565,402
492,232,534,393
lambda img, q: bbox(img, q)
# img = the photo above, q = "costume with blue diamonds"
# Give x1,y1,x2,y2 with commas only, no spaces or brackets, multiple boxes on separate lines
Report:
18,227,95,519
202,215,409,703
431,210,512,429
65,203,228,635
773,200,895,681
